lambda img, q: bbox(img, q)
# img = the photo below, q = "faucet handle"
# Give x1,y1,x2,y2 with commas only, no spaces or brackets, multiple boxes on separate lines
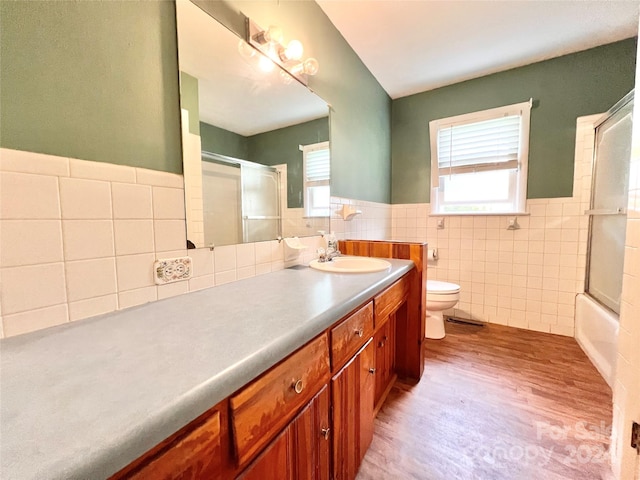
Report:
316,248,326,262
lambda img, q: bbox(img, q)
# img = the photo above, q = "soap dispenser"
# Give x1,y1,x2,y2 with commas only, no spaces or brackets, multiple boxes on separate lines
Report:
327,232,338,251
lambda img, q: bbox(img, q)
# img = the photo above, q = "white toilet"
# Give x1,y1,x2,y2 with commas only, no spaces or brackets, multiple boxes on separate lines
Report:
425,280,461,339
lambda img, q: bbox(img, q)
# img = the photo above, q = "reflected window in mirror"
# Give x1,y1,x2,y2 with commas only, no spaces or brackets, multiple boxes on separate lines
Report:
302,141,330,218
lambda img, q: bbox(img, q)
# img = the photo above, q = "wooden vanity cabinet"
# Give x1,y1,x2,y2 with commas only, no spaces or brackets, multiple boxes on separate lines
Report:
372,277,407,411
238,385,330,480
110,258,425,480
230,334,330,468
109,402,228,480
331,339,375,480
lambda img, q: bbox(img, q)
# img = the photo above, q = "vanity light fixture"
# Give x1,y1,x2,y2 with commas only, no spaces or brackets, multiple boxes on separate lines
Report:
240,19,319,85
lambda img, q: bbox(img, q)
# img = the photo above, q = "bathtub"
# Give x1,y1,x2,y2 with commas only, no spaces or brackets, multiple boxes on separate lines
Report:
575,293,619,388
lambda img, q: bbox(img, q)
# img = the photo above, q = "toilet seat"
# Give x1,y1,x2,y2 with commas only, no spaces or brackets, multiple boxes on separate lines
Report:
426,280,460,295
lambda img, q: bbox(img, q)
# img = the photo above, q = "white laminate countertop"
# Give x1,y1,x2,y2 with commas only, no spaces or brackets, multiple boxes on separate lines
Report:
0,259,414,480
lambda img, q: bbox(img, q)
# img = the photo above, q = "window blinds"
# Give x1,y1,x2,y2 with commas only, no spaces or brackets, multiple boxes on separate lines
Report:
305,147,330,182
437,115,521,174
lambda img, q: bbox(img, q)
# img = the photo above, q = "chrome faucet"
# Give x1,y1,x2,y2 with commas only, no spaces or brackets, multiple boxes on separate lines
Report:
316,247,341,263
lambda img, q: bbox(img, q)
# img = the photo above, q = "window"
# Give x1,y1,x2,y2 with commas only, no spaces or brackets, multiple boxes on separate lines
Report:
429,100,532,215
302,141,330,217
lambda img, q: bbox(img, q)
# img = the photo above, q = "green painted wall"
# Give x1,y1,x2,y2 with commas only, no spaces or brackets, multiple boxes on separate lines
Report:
208,0,392,204
2,0,391,200
0,1,182,173
200,122,248,160
248,117,329,208
180,72,200,136
392,38,637,204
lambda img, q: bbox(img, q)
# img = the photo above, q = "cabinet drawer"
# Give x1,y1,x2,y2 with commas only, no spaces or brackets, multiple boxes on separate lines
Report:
124,409,222,480
230,334,330,467
374,277,408,328
330,302,373,370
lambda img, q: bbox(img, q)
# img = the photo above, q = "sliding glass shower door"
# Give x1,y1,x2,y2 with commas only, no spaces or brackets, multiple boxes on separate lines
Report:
241,163,281,244
586,91,633,314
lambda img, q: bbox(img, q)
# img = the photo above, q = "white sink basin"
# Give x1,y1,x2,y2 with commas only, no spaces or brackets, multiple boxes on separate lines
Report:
309,256,391,273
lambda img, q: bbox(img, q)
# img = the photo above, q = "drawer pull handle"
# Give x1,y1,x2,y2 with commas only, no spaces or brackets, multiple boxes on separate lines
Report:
321,427,331,440
355,328,364,338
369,368,376,374
293,379,304,394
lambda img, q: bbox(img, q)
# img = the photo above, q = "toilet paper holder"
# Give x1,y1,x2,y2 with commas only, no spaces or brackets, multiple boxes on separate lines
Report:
427,249,438,261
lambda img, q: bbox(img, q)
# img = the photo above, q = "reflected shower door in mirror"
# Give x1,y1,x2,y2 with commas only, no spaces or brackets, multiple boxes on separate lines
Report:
176,0,330,248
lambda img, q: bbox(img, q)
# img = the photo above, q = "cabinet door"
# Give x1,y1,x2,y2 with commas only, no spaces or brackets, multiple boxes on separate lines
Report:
358,340,375,464
237,427,293,480
239,386,330,480
373,320,390,405
374,311,399,410
292,385,331,480
387,313,396,383
126,410,223,480
331,339,375,480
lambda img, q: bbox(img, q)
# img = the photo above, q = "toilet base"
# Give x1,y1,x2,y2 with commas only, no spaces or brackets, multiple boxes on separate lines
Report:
425,310,446,339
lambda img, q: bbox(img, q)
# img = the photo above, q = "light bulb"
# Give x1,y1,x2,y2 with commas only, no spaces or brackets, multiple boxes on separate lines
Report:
238,40,256,59
280,69,293,85
265,25,283,44
289,62,304,76
285,40,303,61
258,54,275,72
303,57,319,76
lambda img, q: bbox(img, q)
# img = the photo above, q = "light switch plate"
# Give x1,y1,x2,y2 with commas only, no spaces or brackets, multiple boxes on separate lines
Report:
153,257,192,285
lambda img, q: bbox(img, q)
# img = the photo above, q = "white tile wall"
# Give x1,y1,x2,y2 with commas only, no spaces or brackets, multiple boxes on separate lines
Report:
60,177,112,219
62,220,114,261
0,171,61,219
114,220,155,255
391,115,601,337
0,148,333,338
330,196,392,241
111,183,153,219
2,220,64,266
1,263,67,314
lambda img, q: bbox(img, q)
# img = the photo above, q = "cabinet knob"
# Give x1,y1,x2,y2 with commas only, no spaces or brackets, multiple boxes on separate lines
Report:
354,328,364,338
378,340,385,348
321,427,331,440
292,379,304,394
369,368,376,374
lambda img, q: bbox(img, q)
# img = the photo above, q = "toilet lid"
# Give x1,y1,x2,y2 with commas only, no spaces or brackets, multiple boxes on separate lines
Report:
426,280,460,294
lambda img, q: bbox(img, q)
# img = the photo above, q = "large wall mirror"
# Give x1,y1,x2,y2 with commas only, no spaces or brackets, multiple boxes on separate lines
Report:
176,0,330,248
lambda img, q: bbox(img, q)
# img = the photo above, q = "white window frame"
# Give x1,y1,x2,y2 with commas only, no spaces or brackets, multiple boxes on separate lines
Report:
429,100,532,215
302,141,330,218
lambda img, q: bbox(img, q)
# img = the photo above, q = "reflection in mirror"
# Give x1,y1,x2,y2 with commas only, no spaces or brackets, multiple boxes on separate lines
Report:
176,0,330,248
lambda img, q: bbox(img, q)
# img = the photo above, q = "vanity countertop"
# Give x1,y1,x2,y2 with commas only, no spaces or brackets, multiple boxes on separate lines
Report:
0,259,414,480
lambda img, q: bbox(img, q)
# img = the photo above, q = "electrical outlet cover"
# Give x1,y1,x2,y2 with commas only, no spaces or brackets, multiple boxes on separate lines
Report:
153,257,192,285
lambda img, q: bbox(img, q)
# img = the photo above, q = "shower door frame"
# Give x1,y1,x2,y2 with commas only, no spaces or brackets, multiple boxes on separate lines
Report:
201,151,282,245
584,89,634,314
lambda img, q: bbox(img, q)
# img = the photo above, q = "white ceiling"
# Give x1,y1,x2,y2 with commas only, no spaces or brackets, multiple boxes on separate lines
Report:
317,1,639,99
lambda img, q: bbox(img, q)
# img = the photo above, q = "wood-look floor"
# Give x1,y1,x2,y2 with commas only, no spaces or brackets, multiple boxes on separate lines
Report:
357,322,613,480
